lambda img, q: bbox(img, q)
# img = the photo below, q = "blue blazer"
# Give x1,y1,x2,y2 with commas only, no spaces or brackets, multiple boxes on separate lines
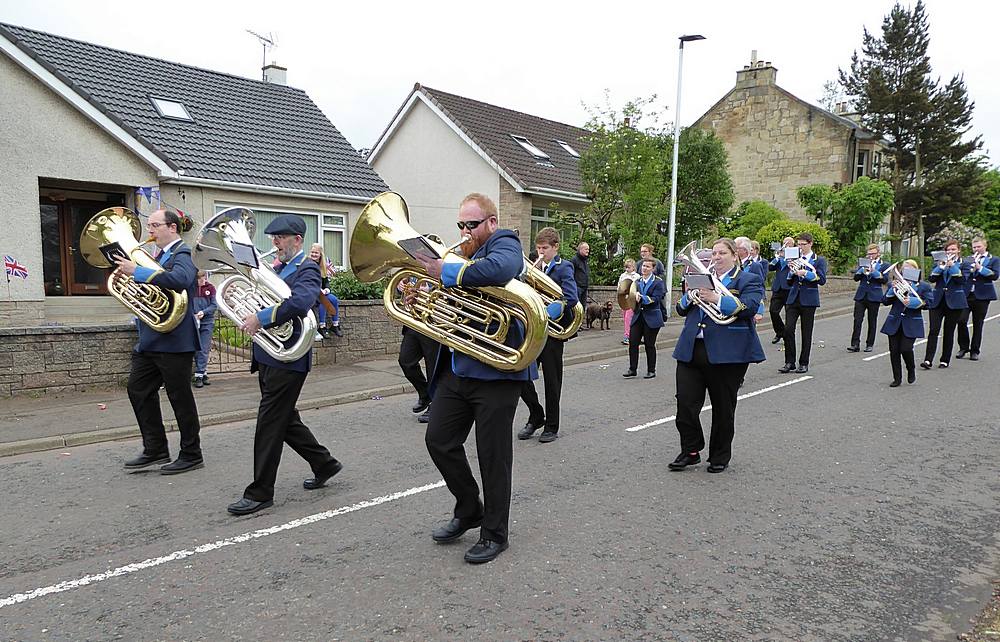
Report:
768,257,792,293
672,267,766,364
927,262,969,310
132,241,200,354
965,255,998,301
432,229,536,386
629,275,665,329
786,254,827,307
742,257,767,282
880,281,932,339
252,250,321,373
853,260,887,302
541,256,579,327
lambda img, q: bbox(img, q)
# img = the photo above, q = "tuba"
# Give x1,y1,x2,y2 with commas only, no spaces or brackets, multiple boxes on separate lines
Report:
78,207,187,332
522,257,584,340
675,241,745,325
349,192,548,372
193,207,316,362
885,262,923,307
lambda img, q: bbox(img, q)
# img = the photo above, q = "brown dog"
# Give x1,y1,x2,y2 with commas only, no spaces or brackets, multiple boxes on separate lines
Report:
586,301,614,330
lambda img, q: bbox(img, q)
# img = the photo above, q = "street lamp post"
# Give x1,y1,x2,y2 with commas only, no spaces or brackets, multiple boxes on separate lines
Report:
664,34,705,318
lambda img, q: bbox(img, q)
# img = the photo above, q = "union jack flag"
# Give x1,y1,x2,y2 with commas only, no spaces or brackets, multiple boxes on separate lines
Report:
4,255,28,280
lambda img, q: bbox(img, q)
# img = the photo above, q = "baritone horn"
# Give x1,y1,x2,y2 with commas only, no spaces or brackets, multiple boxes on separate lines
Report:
78,207,187,332
522,257,584,339
675,240,745,325
349,192,548,372
885,262,923,307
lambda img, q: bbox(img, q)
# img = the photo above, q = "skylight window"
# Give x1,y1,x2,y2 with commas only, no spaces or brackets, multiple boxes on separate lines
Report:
150,97,192,121
510,135,550,161
555,140,579,158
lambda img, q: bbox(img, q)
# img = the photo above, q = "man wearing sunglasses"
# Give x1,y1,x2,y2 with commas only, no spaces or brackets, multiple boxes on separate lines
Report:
413,193,536,564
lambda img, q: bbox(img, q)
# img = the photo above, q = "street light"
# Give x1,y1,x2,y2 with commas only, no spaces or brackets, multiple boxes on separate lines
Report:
664,33,705,318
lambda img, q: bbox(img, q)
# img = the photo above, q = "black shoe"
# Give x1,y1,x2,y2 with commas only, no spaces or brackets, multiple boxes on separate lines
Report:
706,463,728,473
432,515,483,543
123,452,170,470
160,458,204,475
771,334,782,344
227,497,273,516
193,375,204,388
938,362,949,369
864,345,874,353
956,349,968,359
464,539,508,564
920,360,932,370
418,409,431,423
970,353,980,361
643,371,656,379
330,325,343,337
622,370,637,378
538,431,558,443
889,379,902,388
778,363,796,373
668,452,701,471
907,370,916,384
412,398,431,414
846,345,860,353
304,461,343,490
795,365,809,374
201,374,210,386
518,421,543,440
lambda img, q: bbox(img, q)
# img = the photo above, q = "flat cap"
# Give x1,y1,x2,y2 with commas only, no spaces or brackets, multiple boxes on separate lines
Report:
264,214,306,236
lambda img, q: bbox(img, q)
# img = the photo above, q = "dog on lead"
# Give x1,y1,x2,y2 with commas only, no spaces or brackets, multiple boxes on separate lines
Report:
586,301,613,330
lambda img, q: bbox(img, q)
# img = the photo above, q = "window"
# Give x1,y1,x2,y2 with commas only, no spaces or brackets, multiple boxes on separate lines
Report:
530,207,580,247
872,151,882,179
510,135,553,165
214,204,347,269
150,97,193,121
855,149,869,181
555,140,580,158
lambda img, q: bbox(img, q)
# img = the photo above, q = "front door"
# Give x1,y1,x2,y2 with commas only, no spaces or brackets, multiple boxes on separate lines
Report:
40,196,126,295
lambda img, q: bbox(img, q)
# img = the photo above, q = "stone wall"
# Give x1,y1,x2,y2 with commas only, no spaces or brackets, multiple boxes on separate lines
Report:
499,178,532,249
0,301,44,327
312,300,403,365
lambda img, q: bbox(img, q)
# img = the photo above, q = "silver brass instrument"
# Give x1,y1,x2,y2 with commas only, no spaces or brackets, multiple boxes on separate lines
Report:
194,207,316,362
349,191,548,372
523,257,584,340
79,207,188,332
786,252,816,274
886,262,923,306
675,241,745,325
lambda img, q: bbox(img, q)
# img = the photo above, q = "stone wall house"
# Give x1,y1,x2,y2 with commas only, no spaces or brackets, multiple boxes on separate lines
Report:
692,53,890,220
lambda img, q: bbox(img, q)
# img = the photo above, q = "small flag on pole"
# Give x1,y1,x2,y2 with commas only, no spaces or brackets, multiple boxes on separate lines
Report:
4,255,28,279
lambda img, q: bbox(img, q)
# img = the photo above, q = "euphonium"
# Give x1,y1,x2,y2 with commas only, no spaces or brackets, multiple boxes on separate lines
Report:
78,207,187,332
349,191,548,372
886,262,923,306
675,240,745,325
521,257,584,340
193,207,316,362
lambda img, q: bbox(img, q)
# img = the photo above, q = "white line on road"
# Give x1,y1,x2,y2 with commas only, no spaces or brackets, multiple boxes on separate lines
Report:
0,480,446,610
625,376,813,432
863,312,1000,361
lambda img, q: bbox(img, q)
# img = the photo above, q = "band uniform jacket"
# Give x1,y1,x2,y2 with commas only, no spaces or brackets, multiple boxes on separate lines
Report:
927,262,969,310
880,281,933,339
540,255,579,331
742,257,767,282
785,254,828,307
433,229,536,385
672,267,766,364
252,250,321,373
768,256,792,293
630,275,666,329
965,255,999,301
130,240,200,353
853,260,887,302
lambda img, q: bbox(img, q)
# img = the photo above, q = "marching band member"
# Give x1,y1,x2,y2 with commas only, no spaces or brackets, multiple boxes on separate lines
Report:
519,227,578,443
921,239,968,369
116,209,204,475
414,193,532,564
669,238,765,474
956,237,998,361
735,236,766,322
848,243,886,353
779,233,827,375
767,237,795,345
622,257,666,379
881,259,932,387
227,215,343,516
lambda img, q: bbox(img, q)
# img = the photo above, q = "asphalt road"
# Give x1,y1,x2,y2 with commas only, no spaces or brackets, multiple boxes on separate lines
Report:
1,310,998,641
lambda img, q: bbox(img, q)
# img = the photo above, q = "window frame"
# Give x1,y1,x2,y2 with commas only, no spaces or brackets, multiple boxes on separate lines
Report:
213,203,348,270
150,96,193,122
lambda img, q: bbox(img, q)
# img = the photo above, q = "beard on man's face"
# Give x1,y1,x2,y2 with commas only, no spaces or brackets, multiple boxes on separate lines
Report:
459,235,481,257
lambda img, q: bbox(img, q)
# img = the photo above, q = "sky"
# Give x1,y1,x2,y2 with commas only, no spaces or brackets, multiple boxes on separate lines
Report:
1,0,996,165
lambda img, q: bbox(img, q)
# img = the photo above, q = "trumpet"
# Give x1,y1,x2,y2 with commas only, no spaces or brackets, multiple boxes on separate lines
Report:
886,263,923,307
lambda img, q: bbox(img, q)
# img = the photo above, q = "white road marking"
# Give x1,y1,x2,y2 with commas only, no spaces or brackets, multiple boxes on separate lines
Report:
0,480,446,610
625,376,813,432
863,312,1000,361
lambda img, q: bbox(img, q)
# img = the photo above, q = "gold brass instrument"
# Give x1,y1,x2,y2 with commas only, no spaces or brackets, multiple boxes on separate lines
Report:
78,207,187,332
349,191,548,372
522,257,584,340
617,277,637,311
675,241,745,325
193,207,317,362
886,262,923,307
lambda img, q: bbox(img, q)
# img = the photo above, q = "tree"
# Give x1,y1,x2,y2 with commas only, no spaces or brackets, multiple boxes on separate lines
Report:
818,79,844,112
755,221,836,257
666,128,735,247
719,200,789,239
960,168,1000,247
839,0,987,256
797,178,895,270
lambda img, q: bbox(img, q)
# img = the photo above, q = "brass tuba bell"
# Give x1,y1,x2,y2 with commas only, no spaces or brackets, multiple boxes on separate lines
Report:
521,257,584,340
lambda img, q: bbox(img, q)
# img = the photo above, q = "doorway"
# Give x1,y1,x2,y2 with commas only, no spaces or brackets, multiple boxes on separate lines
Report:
40,193,126,296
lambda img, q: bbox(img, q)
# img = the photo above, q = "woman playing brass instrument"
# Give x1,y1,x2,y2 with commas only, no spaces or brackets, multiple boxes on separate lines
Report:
881,259,932,387
921,239,968,369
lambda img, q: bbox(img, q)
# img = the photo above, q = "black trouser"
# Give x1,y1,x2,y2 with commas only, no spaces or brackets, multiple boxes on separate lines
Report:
783,302,817,366
127,351,202,460
628,315,660,373
851,299,880,348
887,331,916,382
425,368,521,544
675,340,749,466
398,327,439,404
578,286,589,307
244,364,339,502
924,306,962,364
769,289,789,336
520,338,565,432
957,298,992,355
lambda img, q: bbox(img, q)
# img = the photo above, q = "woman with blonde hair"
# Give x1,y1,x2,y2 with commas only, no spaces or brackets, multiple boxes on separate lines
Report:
307,243,342,339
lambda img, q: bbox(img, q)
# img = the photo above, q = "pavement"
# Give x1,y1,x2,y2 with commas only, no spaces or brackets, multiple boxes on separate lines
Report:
0,292,859,457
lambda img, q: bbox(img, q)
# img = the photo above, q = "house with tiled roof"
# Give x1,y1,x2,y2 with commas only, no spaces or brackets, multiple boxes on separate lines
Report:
0,22,388,327
369,84,591,247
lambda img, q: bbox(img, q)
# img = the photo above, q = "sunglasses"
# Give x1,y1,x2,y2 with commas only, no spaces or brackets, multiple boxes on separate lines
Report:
456,217,492,231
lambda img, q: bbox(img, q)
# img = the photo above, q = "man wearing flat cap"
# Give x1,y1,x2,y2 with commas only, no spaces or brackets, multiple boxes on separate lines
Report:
227,214,343,516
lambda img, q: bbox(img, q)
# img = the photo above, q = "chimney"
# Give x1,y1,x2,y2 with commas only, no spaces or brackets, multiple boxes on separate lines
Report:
263,62,287,85
735,51,777,89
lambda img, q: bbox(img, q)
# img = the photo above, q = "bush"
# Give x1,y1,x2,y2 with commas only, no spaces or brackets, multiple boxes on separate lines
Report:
720,200,789,239
328,272,386,300
755,221,837,260
215,316,252,349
